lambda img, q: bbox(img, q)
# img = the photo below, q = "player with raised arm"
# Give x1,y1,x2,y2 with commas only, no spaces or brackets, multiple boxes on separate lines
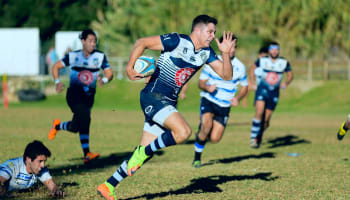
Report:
249,42,293,148
189,35,248,168
0,141,64,198
48,29,113,163
97,14,235,200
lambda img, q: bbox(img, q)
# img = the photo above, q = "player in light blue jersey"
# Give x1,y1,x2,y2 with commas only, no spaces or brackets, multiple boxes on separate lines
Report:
97,14,236,200
0,141,64,198
48,29,113,163
187,35,248,168
337,114,350,140
249,42,293,148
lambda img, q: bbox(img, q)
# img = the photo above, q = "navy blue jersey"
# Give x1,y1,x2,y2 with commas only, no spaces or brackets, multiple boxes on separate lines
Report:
145,33,218,101
61,50,110,94
255,56,291,91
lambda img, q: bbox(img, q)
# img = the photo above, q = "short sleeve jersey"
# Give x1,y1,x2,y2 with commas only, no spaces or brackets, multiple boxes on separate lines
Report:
145,33,218,101
61,50,110,94
199,56,248,107
0,157,51,191
255,56,291,91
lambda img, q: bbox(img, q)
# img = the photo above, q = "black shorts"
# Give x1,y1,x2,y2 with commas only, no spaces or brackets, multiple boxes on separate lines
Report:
66,87,95,112
200,97,231,127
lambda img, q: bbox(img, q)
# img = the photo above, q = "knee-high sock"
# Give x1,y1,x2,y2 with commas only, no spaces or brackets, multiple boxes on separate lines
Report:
79,133,90,155
144,130,176,156
194,134,207,161
107,160,129,187
251,118,261,139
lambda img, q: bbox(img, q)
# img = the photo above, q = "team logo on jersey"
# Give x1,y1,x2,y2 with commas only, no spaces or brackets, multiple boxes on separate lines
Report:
265,72,279,85
78,70,94,85
175,68,195,86
183,48,188,54
200,52,207,61
145,105,153,114
93,58,99,66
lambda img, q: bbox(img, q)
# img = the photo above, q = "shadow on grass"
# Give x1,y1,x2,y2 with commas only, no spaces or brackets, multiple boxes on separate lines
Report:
122,172,279,200
50,151,164,177
267,134,311,148
202,152,275,167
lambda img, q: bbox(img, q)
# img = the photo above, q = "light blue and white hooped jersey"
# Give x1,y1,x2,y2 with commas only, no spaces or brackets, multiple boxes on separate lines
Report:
61,50,110,94
255,56,291,91
145,33,218,101
199,56,248,107
0,157,51,191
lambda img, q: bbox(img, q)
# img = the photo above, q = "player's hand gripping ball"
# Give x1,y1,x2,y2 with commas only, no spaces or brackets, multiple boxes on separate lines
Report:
133,56,156,77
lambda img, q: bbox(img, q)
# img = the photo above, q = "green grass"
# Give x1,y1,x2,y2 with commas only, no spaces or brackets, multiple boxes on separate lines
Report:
1,80,350,199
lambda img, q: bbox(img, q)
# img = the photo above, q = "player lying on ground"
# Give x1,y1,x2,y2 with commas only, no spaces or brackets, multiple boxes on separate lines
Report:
0,140,64,198
97,14,236,200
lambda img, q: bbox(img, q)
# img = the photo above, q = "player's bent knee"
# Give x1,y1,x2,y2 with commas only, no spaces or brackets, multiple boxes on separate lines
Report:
174,126,192,143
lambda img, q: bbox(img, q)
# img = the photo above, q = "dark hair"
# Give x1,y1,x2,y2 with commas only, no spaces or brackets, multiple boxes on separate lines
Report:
191,15,217,32
259,46,269,54
219,34,238,43
79,29,97,40
23,140,51,162
269,41,279,46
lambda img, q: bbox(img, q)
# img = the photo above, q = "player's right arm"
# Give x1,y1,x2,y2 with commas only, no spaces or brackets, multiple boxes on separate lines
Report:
198,79,216,93
249,63,257,90
52,60,66,93
126,35,164,81
0,176,8,196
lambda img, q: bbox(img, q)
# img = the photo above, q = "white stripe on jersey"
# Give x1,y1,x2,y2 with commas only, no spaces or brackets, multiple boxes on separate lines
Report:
200,56,248,107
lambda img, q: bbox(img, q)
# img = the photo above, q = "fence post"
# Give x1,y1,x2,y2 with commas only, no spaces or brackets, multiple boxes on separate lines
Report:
323,60,328,81
307,59,312,82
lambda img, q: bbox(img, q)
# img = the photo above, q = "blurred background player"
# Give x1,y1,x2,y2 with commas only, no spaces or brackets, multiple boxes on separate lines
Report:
0,140,64,198
337,114,350,140
48,29,113,163
249,42,293,148
241,45,268,108
188,35,248,168
97,14,235,200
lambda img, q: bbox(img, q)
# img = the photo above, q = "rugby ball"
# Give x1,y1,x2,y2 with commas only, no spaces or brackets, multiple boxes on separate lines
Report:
133,56,156,77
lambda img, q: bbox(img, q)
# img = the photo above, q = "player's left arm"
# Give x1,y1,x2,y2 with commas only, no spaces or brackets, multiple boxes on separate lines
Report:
126,36,163,81
231,85,248,107
210,31,236,80
43,179,65,198
281,71,293,89
98,68,113,87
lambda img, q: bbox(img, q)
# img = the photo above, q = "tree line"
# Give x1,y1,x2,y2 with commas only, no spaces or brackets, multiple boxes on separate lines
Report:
92,0,350,59
1,0,349,59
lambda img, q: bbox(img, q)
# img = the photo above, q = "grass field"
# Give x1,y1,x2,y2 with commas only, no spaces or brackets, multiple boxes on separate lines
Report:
0,80,349,199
